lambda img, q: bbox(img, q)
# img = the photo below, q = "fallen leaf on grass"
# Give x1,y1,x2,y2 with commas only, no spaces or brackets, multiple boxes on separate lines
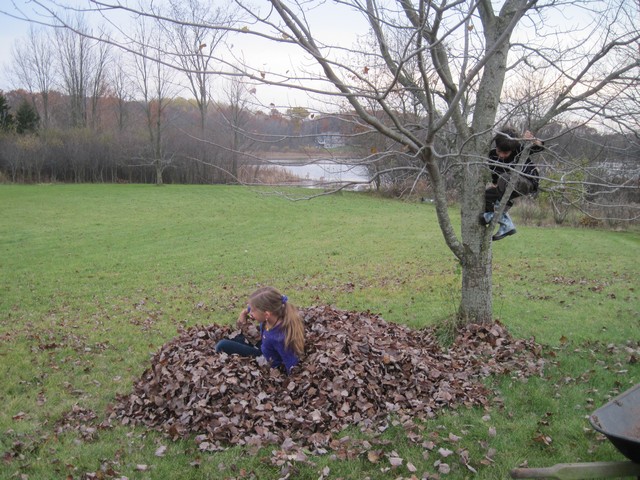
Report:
367,450,382,463
438,448,453,457
447,433,461,442
388,454,403,467
459,448,478,473
533,433,553,446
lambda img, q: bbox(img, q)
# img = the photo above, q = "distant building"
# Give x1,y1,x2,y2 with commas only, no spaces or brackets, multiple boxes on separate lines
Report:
316,132,346,149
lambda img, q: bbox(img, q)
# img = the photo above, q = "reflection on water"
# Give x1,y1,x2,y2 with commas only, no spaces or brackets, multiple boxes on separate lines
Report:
277,161,370,183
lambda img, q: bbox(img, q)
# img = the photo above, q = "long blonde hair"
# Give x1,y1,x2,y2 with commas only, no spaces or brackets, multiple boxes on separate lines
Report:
249,286,304,355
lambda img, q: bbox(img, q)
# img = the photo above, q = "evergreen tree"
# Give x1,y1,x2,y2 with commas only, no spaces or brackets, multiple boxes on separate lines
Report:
15,100,40,134
0,93,14,132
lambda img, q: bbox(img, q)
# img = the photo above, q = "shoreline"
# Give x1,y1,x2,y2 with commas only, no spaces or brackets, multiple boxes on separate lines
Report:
260,150,352,161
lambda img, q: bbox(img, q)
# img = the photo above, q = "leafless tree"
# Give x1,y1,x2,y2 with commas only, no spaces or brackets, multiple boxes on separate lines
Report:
87,36,111,130
166,0,236,147
131,19,178,185
4,0,639,323
55,15,111,129
245,0,639,323
109,53,134,133
55,17,91,128
219,76,257,181
10,26,55,129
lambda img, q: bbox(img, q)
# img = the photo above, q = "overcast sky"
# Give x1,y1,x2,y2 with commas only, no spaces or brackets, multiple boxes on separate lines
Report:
0,0,368,111
0,11,31,91
0,0,622,115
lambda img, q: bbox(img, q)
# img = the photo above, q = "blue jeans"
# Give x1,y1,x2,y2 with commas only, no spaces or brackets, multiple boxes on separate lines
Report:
215,335,261,357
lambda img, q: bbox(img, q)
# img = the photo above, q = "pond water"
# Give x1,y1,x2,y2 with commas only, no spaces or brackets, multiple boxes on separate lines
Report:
274,160,370,183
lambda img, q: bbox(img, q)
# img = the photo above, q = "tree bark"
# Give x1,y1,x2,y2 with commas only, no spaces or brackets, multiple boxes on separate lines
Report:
458,147,494,324
459,243,493,323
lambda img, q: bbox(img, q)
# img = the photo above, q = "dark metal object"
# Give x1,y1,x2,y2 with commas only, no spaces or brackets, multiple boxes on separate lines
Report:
511,383,640,479
589,383,640,464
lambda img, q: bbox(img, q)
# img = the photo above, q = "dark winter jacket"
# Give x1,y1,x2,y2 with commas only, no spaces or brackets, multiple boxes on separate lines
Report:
489,142,544,189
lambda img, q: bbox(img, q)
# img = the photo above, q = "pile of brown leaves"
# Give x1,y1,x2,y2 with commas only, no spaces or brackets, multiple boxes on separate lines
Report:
111,306,544,450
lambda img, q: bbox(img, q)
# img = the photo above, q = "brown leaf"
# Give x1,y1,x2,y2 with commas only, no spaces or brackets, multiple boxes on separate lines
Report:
448,433,461,442
438,448,453,457
533,433,553,445
367,450,382,463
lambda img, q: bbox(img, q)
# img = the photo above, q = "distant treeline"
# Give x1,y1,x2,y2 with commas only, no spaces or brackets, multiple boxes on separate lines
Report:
0,89,357,184
0,89,638,204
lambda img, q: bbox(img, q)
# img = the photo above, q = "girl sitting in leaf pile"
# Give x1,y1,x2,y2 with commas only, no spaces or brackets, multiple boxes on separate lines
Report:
215,286,305,374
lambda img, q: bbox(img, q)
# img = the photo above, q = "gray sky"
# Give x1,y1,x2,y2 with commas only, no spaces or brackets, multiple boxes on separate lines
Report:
0,0,367,110
0,12,31,91
0,0,621,116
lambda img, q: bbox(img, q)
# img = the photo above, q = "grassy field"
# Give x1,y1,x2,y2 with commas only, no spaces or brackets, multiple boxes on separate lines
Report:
1,184,638,479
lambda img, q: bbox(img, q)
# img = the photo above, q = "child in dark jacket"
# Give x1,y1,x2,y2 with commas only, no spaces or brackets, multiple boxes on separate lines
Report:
215,286,304,374
482,127,544,240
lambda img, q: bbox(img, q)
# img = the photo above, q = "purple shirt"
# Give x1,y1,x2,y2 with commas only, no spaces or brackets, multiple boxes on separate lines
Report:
260,323,299,373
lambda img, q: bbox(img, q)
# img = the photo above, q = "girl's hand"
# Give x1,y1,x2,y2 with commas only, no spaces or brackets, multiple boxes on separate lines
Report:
238,307,250,323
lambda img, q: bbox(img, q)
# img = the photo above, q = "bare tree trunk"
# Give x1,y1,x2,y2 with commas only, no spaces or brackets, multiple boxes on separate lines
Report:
459,242,493,322
154,159,164,186
457,149,494,323
10,27,55,130
167,0,235,182
56,19,91,128
132,19,176,186
154,96,164,186
88,39,110,131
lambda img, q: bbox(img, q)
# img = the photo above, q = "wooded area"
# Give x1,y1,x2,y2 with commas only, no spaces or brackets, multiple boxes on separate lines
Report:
0,86,354,184
1,15,637,198
1,86,637,212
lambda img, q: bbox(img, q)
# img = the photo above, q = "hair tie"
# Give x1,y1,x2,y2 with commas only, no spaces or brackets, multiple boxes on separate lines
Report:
281,295,288,305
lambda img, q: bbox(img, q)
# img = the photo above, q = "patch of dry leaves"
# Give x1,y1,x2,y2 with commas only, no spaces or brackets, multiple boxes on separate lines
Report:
111,306,545,450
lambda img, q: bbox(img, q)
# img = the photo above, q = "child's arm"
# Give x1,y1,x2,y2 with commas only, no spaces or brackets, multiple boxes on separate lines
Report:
236,307,260,344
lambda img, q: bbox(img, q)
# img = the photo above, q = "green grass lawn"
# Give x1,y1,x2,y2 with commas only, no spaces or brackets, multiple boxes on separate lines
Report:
1,184,638,479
